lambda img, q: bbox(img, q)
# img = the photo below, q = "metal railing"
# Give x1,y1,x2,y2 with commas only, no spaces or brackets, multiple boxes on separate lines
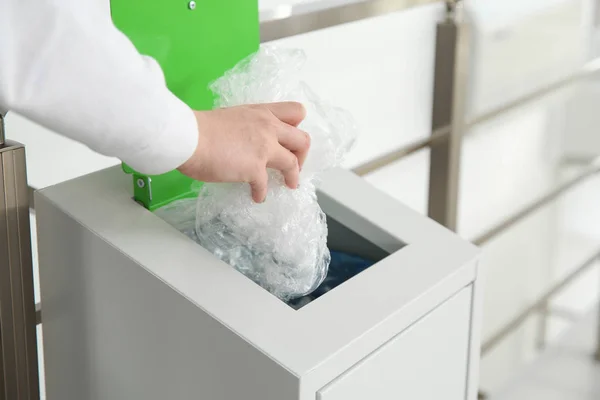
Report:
353,59,600,178
481,250,600,355
473,158,600,247
2,0,600,398
260,0,440,42
0,113,40,399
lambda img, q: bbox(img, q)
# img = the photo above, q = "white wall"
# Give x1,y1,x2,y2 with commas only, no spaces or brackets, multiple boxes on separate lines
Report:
272,3,443,169
5,116,119,189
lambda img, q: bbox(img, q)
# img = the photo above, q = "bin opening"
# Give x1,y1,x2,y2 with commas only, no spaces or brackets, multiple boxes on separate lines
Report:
287,216,404,310
154,198,405,310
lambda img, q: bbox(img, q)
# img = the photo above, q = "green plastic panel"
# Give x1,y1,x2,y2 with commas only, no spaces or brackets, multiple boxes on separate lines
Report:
111,0,260,210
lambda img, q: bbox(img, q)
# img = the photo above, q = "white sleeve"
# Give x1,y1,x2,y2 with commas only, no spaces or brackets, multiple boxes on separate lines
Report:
0,0,198,175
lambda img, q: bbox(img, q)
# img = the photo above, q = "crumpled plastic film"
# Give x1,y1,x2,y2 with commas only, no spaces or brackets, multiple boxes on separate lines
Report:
160,46,357,302
194,46,357,301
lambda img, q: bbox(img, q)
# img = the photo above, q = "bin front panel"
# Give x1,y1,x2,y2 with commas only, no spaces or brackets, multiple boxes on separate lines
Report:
318,286,472,400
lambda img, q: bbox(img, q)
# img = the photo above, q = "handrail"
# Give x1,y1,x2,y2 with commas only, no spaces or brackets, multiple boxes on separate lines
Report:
476,158,600,357
260,0,441,42
350,57,600,178
481,249,600,355
466,58,600,129
353,125,451,176
473,158,600,246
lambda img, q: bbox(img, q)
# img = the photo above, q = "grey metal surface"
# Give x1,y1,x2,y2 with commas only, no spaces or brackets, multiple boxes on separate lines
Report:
426,4,469,231
0,140,40,400
36,165,479,399
260,0,439,42
0,331,4,399
317,287,473,400
36,198,299,399
326,216,395,261
0,113,5,146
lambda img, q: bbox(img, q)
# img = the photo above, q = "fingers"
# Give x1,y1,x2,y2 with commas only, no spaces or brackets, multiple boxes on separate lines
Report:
267,146,300,190
246,102,307,201
264,102,306,127
264,102,311,168
250,170,269,203
276,125,311,169
250,146,298,203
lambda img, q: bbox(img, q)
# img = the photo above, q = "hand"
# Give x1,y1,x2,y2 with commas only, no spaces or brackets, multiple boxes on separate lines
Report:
177,102,311,203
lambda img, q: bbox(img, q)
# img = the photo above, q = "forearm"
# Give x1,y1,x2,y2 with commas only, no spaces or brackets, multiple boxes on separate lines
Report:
0,0,198,175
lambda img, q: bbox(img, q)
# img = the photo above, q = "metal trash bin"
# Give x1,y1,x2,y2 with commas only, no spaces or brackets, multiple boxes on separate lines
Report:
36,166,482,400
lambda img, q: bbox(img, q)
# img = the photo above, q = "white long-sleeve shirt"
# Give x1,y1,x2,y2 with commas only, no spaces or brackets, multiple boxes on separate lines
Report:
0,0,198,175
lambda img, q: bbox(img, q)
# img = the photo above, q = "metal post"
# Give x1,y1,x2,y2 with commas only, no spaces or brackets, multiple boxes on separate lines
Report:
0,112,40,399
427,0,469,231
0,111,5,146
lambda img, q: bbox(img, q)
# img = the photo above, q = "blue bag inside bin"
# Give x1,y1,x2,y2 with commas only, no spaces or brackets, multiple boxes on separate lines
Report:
287,251,375,309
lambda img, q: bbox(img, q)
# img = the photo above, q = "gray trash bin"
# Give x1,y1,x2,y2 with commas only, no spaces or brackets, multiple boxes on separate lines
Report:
36,166,481,400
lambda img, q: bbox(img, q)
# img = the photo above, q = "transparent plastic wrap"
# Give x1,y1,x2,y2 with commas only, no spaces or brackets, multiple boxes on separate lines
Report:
160,46,357,301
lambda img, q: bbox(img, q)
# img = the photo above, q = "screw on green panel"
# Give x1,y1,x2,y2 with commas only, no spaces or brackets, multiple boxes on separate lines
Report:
111,0,260,210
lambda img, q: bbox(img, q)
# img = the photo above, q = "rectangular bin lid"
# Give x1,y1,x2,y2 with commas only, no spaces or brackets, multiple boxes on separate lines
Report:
37,166,479,378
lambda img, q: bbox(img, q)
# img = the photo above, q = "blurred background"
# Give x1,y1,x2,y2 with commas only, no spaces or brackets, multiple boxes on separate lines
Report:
5,0,600,398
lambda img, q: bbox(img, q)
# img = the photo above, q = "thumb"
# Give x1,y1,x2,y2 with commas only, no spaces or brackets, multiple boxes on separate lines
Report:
249,171,269,203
